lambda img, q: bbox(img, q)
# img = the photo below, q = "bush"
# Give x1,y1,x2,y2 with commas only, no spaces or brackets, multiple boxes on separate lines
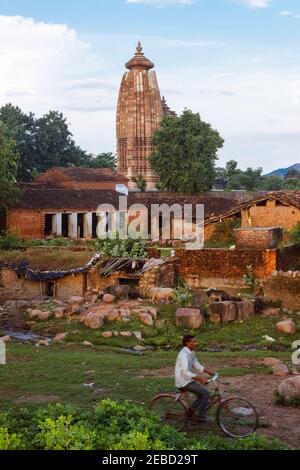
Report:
95,234,148,258
0,400,290,450
274,390,300,408
0,427,24,450
289,222,300,246
174,286,193,307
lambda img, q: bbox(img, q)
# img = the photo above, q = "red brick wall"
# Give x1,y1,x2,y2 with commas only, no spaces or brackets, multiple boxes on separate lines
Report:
276,245,300,271
6,210,44,239
174,248,277,280
234,227,283,250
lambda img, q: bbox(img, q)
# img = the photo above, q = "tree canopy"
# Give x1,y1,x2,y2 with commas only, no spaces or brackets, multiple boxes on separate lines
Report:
149,109,224,194
0,122,20,213
0,104,116,182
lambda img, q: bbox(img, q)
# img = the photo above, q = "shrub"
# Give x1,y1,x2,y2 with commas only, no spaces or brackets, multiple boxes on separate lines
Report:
174,286,193,307
274,389,300,408
289,222,300,246
95,234,148,258
35,415,96,450
0,427,24,450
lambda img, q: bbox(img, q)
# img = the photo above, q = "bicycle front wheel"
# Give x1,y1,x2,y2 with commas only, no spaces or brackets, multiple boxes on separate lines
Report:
217,398,258,438
149,394,188,432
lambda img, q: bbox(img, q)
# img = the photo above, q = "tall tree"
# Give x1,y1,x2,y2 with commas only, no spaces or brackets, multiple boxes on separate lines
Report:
0,122,20,214
0,104,36,182
0,105,92,181
87,152,117,169
149,109,224,193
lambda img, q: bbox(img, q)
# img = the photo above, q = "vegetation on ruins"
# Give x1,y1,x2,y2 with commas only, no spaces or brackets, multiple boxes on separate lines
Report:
95,234,148,258
0,104,116,182
149,109,224,194
0,122,20,213
205,218,241,248
131,175,147,192
289,222,300,246
242,265,259,293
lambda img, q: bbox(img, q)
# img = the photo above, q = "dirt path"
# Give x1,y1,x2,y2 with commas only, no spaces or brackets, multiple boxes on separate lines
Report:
134,363,300,448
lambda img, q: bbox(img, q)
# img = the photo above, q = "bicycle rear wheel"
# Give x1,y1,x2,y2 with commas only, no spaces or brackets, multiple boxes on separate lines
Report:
149,394,188,432
217,398,258,438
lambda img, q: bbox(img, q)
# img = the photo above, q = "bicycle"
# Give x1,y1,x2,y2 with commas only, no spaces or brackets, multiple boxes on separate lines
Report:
149,373,259,438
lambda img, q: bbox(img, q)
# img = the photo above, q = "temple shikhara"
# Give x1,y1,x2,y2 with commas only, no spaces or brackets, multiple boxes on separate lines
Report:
116,42,175,189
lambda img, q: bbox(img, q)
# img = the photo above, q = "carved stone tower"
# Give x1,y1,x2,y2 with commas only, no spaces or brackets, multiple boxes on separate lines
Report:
116,42,164,189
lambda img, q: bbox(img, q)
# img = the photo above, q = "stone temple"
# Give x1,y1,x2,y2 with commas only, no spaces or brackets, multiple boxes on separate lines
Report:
116,42,175,190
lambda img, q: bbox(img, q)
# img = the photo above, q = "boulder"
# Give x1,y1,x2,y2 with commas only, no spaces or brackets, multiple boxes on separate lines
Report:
262,307,281,317
133,331,143,341
38,311,51,321
82,341,94,347
90,305,114,316
0,335,11,343
119,308,132,319
101,331,113,338
208,302,236,323
82,314,104,330
263,357,283,367
36,339,50,347
54,307,66,319
276,320,296,335
28,309,43,319
119,331,132,337
235,300,255,321
147,307,158,320
278,376,300,401
138,312,154,326
103,294,116,304
272,364,289,377
133,345,146,352
53,333,68,343
104,310,120,322
176,308,203,329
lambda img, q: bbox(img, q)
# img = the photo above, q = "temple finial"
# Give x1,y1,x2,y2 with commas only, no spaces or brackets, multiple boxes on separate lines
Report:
136,41,143,54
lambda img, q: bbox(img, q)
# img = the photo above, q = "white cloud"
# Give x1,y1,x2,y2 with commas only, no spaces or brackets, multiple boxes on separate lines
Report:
126,0,195,6
279,10,292,16
235,0,271,8
0,15,115,152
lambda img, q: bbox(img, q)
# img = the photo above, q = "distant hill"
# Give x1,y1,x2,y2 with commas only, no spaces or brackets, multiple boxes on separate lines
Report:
265,163,300,177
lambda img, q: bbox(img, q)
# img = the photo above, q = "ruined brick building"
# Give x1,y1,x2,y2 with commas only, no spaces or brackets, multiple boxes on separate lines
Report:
116,42,175,189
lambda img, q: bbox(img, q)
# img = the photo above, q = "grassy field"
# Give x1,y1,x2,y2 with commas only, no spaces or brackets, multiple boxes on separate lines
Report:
0,342,291,413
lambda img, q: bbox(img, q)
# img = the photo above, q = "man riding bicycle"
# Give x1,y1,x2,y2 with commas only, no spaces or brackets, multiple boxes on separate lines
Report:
175,335,216,422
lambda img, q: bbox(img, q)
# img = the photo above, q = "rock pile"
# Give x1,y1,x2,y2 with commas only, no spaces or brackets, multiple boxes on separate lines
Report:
208,300,255,323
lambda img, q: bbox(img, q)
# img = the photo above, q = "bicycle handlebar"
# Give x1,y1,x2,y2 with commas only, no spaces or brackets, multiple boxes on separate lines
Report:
207,373,219,383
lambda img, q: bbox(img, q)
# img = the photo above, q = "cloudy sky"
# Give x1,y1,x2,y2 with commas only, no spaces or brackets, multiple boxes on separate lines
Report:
0,0,299,173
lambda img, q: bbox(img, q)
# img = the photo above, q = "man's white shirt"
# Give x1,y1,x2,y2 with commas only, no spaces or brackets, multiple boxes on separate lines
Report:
175,346,204,389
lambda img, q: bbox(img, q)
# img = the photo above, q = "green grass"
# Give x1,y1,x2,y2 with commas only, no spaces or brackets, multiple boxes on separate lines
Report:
0,342,291,414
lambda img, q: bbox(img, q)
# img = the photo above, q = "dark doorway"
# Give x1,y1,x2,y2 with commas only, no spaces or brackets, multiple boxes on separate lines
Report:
45,282,55,297
44,214,53,236
77,214,84,238
92,213,98,239
62,214,69,238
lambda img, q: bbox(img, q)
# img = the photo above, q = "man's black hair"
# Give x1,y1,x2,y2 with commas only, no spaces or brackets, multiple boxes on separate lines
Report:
183,335,195,347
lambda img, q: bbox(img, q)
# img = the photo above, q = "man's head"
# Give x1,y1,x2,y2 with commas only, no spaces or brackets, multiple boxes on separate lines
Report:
183,335,197,350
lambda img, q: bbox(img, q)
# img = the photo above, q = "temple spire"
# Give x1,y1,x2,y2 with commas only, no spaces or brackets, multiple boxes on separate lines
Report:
125,42,154,70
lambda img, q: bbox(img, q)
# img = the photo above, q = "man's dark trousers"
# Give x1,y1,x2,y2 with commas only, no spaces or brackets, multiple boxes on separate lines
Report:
181,381,210,419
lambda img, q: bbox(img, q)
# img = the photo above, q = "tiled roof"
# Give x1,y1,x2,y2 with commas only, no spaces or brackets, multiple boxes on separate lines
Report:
34,167,128,183
205,190,300,224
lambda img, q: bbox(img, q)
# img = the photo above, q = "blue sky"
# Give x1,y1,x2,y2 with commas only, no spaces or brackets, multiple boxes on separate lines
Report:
0,0,300,172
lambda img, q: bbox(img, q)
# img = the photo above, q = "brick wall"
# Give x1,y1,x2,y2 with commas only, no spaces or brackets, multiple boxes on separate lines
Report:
234,227,283,250
58,181,125,190
263,277,300,310
241,200,300,230
174,248,277,280
6,210,44,239
276,245,300,271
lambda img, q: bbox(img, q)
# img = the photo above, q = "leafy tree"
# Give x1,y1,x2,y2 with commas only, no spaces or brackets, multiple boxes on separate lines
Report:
0,122,20,214
283,178,300,190
131,175,147,192
149,109,224,193
260,176,283,191
87,152,116,170
225,160,238,179
0,105,92,181
227,167,263,191
0,104,36,182
214,167,228,190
